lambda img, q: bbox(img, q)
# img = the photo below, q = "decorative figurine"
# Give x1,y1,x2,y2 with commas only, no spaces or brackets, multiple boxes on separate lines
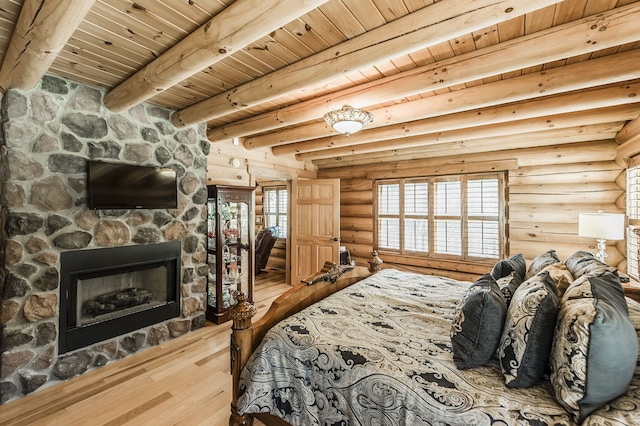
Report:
368,250,383,272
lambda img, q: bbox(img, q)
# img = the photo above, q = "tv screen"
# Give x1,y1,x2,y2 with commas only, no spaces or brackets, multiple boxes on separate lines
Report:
88,161,178,209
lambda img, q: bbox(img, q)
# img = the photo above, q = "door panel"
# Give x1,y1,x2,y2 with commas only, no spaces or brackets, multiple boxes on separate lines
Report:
291,179,340,285
295,244,313,278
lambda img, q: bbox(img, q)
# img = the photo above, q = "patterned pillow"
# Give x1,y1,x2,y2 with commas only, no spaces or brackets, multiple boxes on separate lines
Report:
550,271,638,423
563,251,617,278
491,253,526,306
498,270,559,388
497,272,523,306
524,249,560,280
450,273,507,369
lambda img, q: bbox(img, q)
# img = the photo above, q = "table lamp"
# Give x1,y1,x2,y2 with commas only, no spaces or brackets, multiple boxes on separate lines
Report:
578,211,625,264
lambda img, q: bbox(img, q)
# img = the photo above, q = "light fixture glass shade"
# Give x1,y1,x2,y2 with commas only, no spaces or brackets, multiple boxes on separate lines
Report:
323,106,373,136
578,212,625,240
332,120,364,134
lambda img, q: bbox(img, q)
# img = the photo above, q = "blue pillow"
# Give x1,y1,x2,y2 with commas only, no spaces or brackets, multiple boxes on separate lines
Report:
450,274,507,369
491,253,526,281
550,270,638,422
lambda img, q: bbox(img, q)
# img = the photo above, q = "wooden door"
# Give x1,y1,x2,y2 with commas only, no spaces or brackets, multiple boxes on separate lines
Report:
290,179,340,285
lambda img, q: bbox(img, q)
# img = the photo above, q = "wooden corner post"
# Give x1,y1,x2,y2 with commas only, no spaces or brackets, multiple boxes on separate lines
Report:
229,292,256,426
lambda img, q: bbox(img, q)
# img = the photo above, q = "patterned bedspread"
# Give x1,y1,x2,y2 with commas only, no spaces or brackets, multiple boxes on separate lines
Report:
237,269,640,425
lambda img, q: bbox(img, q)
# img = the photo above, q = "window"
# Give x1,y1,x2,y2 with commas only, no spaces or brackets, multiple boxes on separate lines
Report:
627,165,640,279
263,186,288,238
375,173,505,261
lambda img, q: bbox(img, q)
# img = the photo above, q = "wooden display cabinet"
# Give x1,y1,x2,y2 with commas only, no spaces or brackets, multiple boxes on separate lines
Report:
206,185,255,324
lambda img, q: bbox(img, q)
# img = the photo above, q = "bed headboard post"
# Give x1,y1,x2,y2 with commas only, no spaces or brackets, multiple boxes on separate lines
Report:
229,292,257,426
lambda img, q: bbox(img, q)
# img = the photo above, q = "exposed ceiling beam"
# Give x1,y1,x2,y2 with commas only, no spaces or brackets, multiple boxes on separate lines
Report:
233,3,640,147
103,0,329,113
229,49,640,146
172,0,563,127
251,55,640,149
295,107,635,161
0,0,96,92
272,81,640,155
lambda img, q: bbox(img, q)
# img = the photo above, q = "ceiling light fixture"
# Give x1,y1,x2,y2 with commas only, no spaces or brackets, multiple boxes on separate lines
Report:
323,105,373,136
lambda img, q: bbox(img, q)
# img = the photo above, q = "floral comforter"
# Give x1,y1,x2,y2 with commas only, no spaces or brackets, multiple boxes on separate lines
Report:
237,269,640,425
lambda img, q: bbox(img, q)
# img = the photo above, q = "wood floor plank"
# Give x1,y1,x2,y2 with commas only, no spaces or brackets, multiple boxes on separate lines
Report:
121,373,224,425
0,271,289,426
103,391,174,426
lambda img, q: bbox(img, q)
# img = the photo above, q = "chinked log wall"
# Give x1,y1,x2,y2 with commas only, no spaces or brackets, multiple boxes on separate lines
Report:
317,139,627,280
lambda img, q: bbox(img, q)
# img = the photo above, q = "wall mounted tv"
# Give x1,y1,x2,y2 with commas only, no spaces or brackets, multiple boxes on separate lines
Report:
88,161,178,209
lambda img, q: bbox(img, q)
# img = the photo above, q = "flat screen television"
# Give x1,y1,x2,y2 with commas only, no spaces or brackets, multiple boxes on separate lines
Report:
88,161,178,209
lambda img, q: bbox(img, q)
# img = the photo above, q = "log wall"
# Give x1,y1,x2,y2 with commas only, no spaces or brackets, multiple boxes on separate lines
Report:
206,139,315,187
206,134,640,280
317,140,626,278
206,141,309,275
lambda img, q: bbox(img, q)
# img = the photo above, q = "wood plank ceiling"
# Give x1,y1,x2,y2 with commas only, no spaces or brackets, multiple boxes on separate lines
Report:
0,0,639,170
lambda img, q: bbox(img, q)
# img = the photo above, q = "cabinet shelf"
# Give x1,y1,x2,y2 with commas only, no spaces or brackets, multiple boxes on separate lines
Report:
205,185,255,324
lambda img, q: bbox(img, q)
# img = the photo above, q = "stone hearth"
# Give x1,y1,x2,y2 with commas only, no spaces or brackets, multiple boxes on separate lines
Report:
0,75,210,404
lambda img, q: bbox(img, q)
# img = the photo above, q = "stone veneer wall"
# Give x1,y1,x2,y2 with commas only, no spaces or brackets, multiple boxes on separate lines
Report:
0,75,210,404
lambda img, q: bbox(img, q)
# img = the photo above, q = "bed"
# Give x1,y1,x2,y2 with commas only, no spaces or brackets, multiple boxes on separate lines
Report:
228,261,640,426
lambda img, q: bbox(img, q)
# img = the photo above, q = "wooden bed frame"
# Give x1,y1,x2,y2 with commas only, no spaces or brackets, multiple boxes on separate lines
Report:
228,264,373,426
227,257,640,425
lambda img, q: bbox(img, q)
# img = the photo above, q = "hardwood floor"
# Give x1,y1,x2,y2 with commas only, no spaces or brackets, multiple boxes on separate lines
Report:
0,270,290,426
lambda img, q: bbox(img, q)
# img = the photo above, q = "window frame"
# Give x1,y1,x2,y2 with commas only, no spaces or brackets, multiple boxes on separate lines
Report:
627,163,640,280
262,185,288,238
374,172,506,263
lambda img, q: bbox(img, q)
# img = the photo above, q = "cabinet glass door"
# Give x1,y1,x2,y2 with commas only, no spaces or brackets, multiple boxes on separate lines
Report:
206,198,218,310
219,199,250,309
206,185,254,324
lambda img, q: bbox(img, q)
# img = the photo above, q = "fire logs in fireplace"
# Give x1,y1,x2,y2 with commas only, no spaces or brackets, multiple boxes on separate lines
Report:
82,288,153,316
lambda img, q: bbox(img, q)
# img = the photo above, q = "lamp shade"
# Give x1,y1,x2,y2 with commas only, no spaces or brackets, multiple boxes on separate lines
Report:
578,212,625,240
331,120,364,134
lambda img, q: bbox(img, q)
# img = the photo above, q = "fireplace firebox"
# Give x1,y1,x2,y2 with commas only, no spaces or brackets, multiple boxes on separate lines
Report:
59,241,181,354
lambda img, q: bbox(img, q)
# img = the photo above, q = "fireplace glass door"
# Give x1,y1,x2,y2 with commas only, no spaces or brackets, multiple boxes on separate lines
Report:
76,264,169,326
206,185,254,324
59,241,181,354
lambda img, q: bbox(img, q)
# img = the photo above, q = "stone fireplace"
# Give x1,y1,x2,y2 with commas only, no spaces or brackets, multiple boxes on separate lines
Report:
0,75,210,404
59,241,181,354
